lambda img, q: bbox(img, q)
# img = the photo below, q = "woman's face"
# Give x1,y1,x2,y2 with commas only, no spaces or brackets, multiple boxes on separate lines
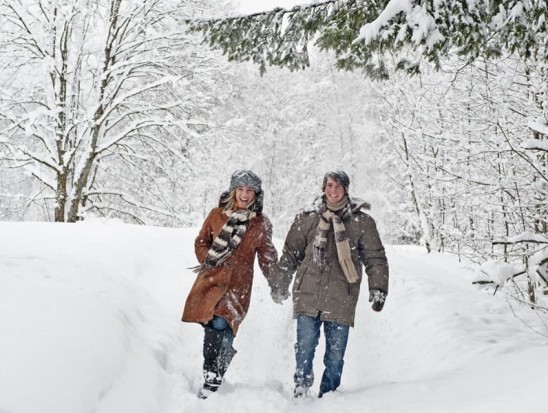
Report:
235,185,256,209
324,177,345,204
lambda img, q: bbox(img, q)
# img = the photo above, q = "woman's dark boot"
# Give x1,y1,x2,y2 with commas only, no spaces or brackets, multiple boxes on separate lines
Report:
198,325,236,399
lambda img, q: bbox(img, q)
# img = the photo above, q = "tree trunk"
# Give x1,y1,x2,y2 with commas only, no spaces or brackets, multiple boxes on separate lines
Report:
66,0,121,222
53,5,70,222
401,132,431,253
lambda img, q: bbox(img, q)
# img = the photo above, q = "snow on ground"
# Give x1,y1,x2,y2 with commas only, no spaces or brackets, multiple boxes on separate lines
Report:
1,221,547,413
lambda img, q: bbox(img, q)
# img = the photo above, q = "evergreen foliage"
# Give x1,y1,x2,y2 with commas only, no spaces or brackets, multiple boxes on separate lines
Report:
189,0,547,79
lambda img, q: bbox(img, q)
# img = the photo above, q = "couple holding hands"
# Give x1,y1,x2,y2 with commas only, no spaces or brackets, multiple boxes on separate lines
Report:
182,169,389,399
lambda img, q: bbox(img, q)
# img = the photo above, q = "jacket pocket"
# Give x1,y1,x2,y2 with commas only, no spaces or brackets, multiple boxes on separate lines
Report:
294,265,309,292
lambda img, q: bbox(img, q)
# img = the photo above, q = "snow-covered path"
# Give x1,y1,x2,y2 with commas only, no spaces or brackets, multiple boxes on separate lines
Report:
0,222,546,413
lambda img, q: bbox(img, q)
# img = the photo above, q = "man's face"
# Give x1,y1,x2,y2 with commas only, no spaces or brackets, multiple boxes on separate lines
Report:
324,177,345,204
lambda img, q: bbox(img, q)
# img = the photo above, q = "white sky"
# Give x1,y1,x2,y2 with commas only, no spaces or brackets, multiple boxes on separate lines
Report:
236,0,305,14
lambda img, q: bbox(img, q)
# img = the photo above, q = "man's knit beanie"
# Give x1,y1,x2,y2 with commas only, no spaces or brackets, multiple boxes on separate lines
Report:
322,170,350,193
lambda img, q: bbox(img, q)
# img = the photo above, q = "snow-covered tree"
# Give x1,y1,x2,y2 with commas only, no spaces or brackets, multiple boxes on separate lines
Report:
206,53,385,237
0,0,230,223
371,54,547,303
187,1,547,81
185,0,547,259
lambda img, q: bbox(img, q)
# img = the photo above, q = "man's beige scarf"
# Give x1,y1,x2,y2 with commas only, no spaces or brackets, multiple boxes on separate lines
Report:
313,197,359,283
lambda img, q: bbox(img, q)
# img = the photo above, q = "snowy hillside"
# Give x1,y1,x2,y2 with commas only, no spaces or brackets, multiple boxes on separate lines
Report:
0,221,547,413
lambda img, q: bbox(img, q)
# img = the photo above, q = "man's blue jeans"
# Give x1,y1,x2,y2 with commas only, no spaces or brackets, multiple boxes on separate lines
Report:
294,314,350,395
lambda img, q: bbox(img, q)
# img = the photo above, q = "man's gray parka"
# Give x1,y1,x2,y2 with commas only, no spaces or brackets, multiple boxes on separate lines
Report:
277,197,389,327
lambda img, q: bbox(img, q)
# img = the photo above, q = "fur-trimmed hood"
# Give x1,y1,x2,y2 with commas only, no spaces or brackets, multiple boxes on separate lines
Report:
304,195,371,215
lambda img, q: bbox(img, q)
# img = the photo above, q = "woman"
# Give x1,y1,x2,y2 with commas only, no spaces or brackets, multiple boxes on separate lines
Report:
182,170,278,399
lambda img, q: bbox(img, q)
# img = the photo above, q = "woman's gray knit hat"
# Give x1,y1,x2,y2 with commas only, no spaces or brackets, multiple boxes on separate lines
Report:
229,170,262,194
219,170,264,213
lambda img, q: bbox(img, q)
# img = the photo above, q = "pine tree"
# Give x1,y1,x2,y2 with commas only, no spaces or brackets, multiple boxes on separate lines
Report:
188,0,547,80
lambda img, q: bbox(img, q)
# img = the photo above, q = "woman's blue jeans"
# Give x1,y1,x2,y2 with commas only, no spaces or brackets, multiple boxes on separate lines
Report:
294,314,350,395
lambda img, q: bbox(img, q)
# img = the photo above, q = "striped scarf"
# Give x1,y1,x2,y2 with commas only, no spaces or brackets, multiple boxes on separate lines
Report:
193,209,256,274
313,198,359,283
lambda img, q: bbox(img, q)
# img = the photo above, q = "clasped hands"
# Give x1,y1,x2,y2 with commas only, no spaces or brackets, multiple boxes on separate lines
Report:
270,288,290,304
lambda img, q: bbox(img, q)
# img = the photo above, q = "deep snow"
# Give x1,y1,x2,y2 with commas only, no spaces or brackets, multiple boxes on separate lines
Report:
1,221,547,413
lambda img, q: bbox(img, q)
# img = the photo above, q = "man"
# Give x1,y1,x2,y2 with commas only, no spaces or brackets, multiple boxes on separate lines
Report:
272,170,389,398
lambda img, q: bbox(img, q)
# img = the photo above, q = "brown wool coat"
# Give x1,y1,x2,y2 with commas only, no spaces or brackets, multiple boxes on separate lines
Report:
182,207,278,335
276,198,389,327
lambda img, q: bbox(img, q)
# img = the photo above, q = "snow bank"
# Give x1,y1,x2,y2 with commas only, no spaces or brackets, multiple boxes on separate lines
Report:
1,222,547,413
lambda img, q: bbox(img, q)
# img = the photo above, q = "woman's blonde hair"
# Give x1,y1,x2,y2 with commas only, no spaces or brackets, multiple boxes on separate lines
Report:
223,188,256,212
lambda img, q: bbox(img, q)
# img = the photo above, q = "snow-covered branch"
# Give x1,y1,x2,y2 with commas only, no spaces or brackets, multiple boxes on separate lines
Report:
521,139,548,152
473,260,526,287
527,118,548,139
493,232,548,245
185,0,548,78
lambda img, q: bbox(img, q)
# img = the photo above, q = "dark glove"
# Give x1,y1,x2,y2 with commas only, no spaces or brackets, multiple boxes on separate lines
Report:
369,289,386,312
271,288,290,305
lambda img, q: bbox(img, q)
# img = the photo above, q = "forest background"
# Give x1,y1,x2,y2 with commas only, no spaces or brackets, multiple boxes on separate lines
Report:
0,0,547,307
